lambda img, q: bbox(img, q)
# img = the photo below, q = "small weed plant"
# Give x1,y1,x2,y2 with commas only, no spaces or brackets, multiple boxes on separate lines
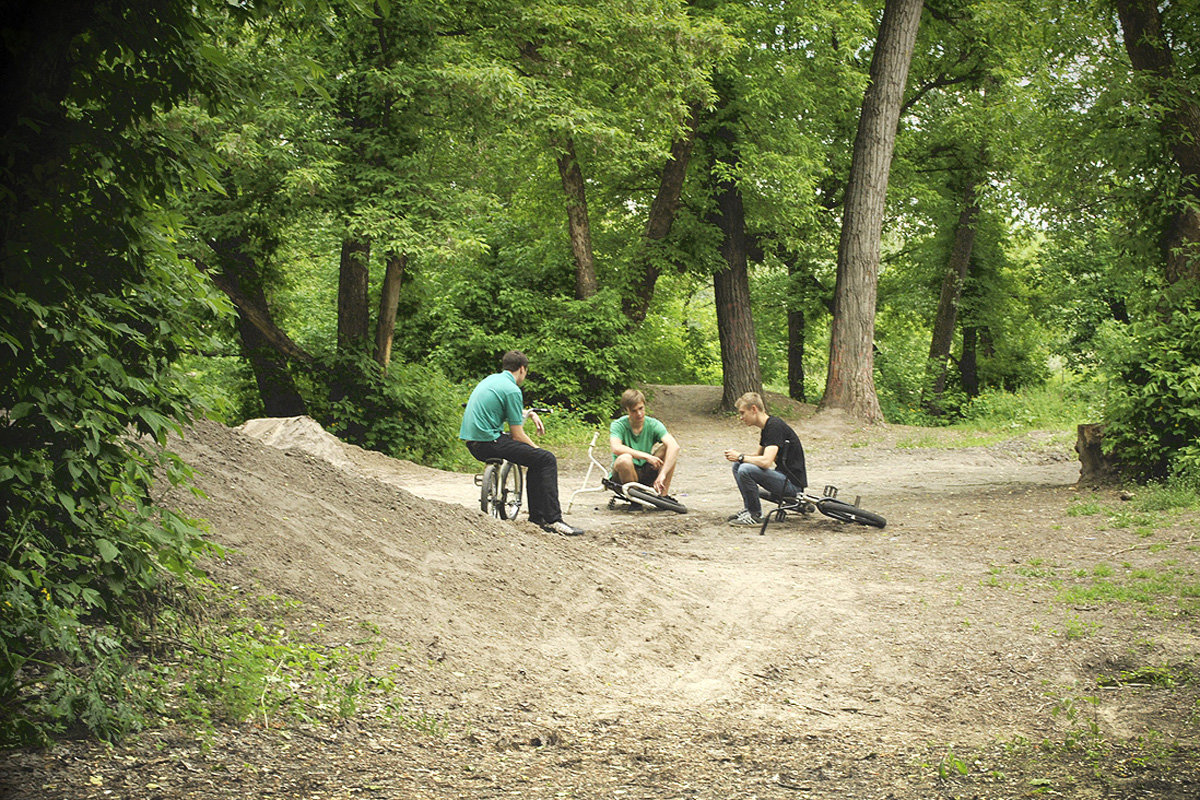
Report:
160,589,428,734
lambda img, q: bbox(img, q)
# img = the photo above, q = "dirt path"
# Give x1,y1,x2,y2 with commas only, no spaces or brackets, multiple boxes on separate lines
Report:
4,385,1198,799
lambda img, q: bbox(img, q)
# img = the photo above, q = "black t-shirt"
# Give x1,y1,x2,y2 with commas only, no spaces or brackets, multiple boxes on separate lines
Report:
759,415,807,487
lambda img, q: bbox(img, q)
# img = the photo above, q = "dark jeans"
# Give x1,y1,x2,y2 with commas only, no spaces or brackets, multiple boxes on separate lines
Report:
732,462,802,517
466,435,562,525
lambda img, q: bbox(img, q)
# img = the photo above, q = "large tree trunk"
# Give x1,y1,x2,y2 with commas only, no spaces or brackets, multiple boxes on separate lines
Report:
923,182,980,414
712,159,762,412
375,251,406,372
1115,0,1200,284
625,107,700,323
337,236,371,353
556,137,599,300
204,239,308,417
820,0,924,423
204,266,313,365
236,283,308,418
784,253,808,403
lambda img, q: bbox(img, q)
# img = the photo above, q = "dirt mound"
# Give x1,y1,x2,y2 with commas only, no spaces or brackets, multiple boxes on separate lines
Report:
6,388,1199,800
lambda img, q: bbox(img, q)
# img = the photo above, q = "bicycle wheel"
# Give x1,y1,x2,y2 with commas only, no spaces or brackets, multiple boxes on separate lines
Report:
498,461,523,520
624,484,688,514
480,463,501,517
817,498,886,528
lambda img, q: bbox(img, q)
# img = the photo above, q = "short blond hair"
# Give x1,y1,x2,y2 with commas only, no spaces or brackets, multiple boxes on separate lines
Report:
620,388,645,412
735,392,765,413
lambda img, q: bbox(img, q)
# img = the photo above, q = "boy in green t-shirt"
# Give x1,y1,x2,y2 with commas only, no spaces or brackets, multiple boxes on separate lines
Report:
609,388,681,500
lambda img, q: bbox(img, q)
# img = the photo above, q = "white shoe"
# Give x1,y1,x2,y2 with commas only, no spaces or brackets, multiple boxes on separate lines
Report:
728,510,763,526
543,520,584,536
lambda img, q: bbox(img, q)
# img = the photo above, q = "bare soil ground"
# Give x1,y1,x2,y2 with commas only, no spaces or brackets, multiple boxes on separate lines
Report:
4,385,1199,799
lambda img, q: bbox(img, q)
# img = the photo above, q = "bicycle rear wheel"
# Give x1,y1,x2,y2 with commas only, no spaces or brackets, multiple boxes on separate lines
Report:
624,484,688,514
498,461,523,520
480,463,501,517
816,498,886,528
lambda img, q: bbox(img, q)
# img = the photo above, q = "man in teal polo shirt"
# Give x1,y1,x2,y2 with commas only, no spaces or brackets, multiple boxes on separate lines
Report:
460,350,583,537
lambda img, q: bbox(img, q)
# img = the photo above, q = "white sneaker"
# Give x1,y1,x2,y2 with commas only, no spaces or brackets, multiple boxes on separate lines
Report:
728,510,763,526
543,520,584,536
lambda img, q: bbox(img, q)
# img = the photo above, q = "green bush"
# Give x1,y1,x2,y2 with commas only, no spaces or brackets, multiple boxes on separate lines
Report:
1,281,221,746
308,352,465,470
1102,288,1200,480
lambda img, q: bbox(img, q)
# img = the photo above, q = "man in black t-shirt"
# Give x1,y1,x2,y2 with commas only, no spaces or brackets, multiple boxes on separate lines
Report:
723,392,807,526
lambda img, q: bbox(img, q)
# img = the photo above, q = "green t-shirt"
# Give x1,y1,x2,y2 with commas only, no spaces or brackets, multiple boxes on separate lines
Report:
459,371,524,441
609,415,668,466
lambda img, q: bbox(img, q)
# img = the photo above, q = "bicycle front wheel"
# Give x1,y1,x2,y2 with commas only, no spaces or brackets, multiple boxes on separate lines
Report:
480,463,501,517
817,498,886,528
624,485,688,514
499,461,523,520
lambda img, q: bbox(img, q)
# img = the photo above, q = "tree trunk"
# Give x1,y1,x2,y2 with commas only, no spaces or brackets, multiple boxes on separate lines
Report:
923,182,980,414
556,137,599,300
820,0,924,423
1076,423,1119,487
337,236,371,353
1115,0,1200,284
236,284,308,418
960,324,979,397
204,266,313,365
785,254,808,403
375,251,406,372
626,107,700,323
787,303,807,403
204,239,307,417
712,158,762,412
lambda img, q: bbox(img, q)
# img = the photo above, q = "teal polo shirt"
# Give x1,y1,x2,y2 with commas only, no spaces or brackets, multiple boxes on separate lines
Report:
609,415,668,466
459,371,524,442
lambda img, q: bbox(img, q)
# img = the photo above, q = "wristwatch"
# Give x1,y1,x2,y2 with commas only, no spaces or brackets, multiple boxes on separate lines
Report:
737,453,744,463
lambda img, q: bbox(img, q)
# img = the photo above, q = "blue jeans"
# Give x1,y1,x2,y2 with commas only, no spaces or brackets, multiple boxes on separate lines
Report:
732,462,801,517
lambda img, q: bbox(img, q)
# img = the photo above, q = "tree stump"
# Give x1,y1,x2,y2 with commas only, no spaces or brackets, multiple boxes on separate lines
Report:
1076,423,1118,487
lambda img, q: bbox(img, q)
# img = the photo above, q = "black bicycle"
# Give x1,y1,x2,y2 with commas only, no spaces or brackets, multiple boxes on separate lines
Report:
476,457,524,519
472,407,551,520
758,483,887,533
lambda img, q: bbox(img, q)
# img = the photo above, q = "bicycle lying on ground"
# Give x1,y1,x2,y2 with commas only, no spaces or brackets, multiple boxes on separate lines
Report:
472,407,552,520
757,483,887,534
567,431,688,514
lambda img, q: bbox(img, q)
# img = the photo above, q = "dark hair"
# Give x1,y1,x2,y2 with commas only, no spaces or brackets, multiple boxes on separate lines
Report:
501,350,529,372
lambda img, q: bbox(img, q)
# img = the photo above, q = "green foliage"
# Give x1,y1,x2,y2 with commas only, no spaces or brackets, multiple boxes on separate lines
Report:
0,274,226,746
0,0,245,745
1100,287,1200,480
168,593,403,730
309,352,464,470
516,292,641,423
416,245,641,421
635,277,723,387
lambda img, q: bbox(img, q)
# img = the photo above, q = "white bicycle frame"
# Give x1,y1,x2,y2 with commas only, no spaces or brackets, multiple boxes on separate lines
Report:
567,430,663,512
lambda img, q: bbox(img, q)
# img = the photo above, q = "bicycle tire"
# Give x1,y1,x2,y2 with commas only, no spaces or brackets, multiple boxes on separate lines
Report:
817,498,886,528
480,463,500,516
498,461,523,520
624,484,688,514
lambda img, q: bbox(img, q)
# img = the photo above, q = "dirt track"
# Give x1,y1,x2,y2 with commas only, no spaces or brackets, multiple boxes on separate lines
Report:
3,385,1198,799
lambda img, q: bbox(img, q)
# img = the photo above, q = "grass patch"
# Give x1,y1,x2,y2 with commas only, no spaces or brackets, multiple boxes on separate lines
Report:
1056,566,1200,612
148,586,439,736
